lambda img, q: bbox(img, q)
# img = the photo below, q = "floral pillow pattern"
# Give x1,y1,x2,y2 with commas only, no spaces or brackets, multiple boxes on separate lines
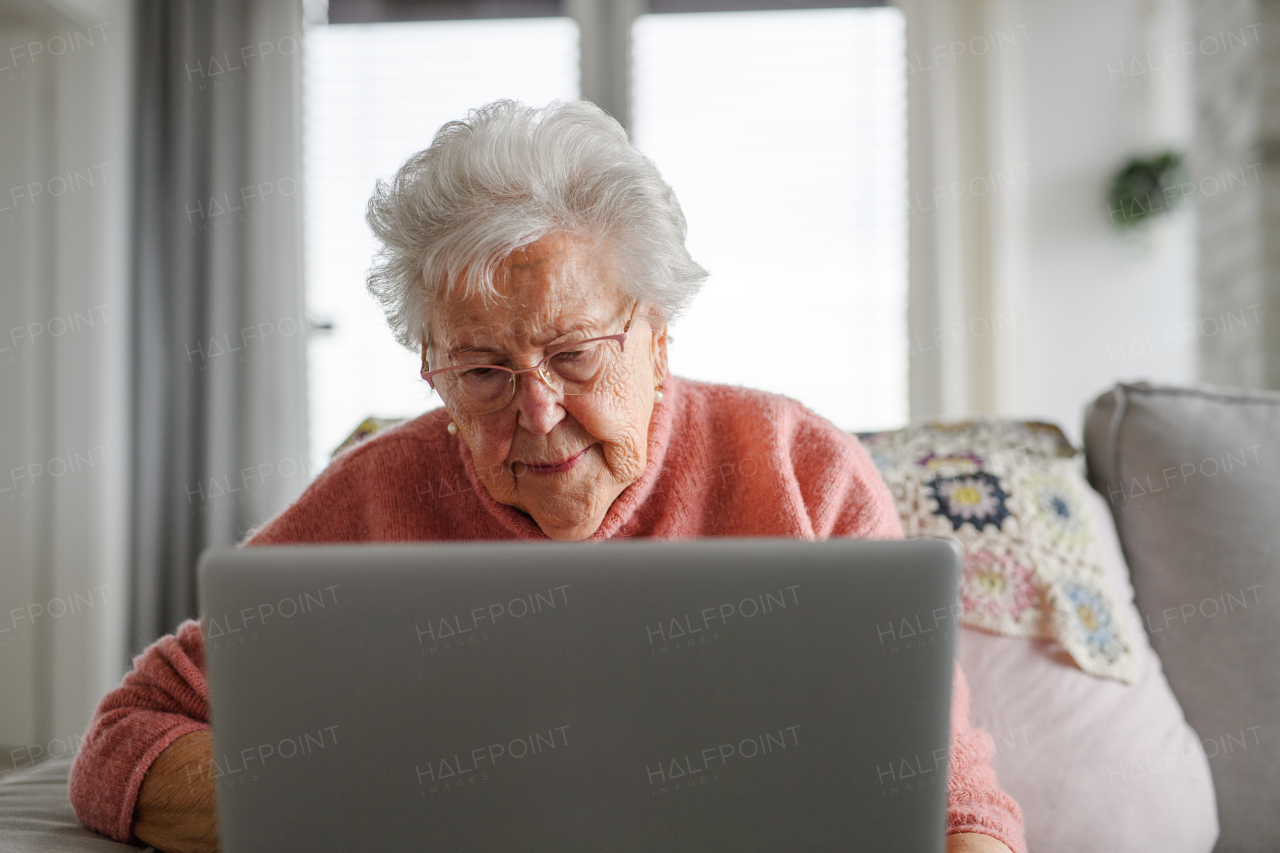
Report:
859,420,1137,684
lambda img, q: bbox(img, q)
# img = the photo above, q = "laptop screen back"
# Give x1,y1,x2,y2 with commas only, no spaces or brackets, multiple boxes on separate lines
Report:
199,538,960,852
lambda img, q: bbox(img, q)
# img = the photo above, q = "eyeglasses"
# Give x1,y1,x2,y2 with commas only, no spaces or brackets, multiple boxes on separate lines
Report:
421,300,640,416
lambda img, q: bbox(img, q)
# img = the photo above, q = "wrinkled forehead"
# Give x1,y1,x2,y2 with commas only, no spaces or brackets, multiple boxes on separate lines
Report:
428,234,629,354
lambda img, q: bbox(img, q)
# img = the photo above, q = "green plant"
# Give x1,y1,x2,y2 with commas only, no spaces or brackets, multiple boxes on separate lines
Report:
1107,151,1187,230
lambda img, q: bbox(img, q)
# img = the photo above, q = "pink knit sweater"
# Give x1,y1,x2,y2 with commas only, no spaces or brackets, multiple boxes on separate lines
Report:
69,376,1025,852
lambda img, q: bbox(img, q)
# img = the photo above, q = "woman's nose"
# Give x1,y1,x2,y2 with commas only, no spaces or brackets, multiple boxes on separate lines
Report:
513,369,567,435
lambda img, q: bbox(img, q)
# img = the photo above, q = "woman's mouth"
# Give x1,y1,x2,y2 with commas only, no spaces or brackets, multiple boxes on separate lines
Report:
522,445,594,475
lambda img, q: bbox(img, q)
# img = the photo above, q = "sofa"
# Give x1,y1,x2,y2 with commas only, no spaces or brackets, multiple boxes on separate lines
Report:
1080,382,1279,851
2,380,1275,851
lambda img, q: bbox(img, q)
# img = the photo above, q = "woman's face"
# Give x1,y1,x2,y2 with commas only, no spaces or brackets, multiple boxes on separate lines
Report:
425,232,668,541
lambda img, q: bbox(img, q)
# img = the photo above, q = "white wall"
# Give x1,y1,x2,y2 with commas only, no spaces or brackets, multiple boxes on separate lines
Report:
0,0,132,769
1015,0,1199,441
901,0,1200,442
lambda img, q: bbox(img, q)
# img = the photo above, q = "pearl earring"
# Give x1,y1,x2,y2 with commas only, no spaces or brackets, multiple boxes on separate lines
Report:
654,389,664,403
447,422,458,435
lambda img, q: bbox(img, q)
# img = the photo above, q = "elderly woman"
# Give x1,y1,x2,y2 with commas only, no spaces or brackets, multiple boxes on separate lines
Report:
69,100,1024,853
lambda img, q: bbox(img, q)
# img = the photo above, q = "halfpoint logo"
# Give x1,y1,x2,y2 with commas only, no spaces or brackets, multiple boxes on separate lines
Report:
876,747,948,796
645,584,800,656
875,603,961,656
645,724,801,796
414,724,571,796
415,584,570,654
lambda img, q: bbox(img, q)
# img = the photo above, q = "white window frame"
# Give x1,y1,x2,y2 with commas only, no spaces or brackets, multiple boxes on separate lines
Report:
894,0,1029,421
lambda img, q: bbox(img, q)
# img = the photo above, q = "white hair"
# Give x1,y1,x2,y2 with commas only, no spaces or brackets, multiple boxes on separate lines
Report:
365,98,708,350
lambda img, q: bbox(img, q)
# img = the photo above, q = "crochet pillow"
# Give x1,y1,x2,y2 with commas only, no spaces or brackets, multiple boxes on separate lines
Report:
858,421,1136,683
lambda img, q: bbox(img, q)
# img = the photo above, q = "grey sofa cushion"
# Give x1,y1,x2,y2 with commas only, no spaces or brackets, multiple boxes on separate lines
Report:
0,757,144,851
1084,382,1280,853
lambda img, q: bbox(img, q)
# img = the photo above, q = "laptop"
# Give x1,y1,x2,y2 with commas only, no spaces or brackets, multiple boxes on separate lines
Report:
198,538,961,852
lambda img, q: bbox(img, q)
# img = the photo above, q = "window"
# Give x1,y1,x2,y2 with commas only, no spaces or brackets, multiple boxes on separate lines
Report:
631,6,907,431
303,17,579,472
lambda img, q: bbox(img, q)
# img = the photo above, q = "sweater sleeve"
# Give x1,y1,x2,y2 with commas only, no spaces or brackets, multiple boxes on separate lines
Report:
784,409,904,541
68,619,210,842
947,660,1027,853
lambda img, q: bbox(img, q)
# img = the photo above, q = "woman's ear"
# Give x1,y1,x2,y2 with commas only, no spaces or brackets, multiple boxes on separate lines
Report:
651,324,669,386
420,341,429,374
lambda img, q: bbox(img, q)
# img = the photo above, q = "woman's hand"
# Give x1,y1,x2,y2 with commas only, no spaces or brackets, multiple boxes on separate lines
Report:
947,832,1015,853
133,730,219,853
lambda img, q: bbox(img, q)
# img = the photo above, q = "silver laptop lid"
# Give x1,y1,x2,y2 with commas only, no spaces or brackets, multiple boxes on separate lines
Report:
199,538,961,853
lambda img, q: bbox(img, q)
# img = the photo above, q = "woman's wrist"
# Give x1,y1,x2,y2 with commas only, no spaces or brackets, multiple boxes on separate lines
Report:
133,730,220,853
946,832,1015,853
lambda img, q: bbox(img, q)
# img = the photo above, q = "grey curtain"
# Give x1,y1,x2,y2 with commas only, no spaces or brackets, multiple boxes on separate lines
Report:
1190,0,1280,390
130,0,309,656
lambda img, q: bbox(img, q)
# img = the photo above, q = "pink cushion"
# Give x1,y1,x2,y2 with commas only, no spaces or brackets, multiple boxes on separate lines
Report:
958,485,1218,851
